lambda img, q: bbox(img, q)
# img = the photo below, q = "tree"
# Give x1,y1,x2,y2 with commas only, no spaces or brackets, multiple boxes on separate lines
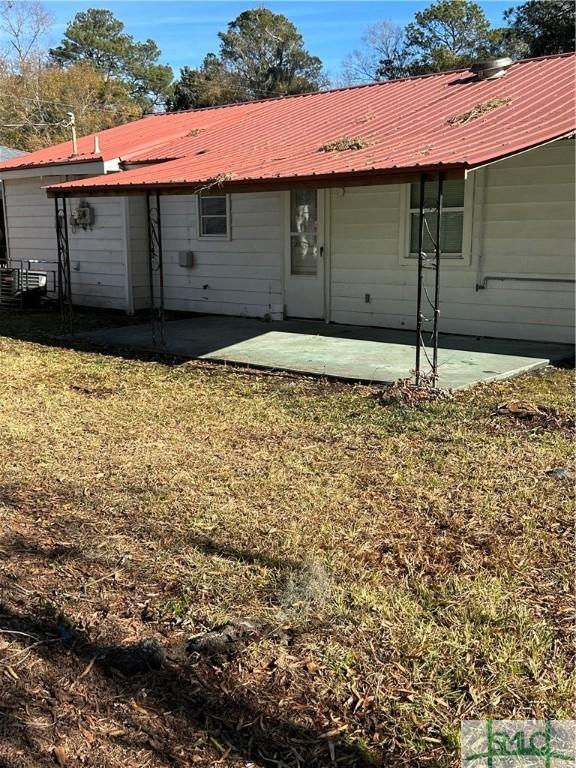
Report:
0,0,52,69
168,8,324,111
49,8,172,111
219,8,324,98
504,0,575,57
341,21,409,83
0,62,141,151
404,0,505,74
167,55,243,111
339,0,511,85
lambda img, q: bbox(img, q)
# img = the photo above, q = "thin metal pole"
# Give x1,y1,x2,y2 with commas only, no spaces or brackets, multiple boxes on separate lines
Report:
55,197,62,309
431,173,444,383
155,191,166,347
414,173,426,386
146,191,166,347
146,191,156,344
55,196,73,333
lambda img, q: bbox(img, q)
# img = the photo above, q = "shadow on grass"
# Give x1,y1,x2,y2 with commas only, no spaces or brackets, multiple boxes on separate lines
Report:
0,307,187,367
0,601,377,767
185,533,304,573
0,505,378,766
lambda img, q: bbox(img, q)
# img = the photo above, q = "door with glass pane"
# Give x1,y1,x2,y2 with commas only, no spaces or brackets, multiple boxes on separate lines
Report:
284,189,325,319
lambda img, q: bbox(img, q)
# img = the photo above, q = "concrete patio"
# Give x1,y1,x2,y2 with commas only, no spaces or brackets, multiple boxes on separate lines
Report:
72,315,573,390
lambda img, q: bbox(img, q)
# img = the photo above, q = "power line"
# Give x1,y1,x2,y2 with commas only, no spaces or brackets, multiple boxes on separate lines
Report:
0,118,69,128
0,95,131,113
1,122,59,128
1,96,76,109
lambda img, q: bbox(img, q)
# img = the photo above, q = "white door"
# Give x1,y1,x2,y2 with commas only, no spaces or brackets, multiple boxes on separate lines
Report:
284,189,325,319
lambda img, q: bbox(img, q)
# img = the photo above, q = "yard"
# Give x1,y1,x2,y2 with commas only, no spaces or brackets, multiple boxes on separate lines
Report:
0,311,573,768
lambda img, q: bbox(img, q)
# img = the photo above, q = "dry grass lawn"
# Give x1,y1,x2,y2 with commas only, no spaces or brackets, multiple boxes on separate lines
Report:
0,311,574,768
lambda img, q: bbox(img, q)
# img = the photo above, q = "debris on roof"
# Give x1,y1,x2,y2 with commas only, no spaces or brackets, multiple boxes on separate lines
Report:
319,136,368,152
196,171,234,193
447,97,512,126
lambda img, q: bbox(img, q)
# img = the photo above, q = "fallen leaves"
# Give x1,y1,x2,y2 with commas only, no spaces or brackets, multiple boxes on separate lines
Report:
52,745,66,766
495,399,575,432
0,312,573,768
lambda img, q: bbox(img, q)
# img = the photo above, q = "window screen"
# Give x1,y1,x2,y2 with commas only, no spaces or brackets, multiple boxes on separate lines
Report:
199,195,228,237
409,180,465,258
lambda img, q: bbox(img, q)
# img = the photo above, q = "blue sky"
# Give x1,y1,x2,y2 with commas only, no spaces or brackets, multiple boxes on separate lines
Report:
43,1,518,79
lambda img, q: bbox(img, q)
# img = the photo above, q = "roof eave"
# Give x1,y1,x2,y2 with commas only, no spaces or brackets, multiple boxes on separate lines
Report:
465,132,575,173
46,163,468,198
0,155,106,174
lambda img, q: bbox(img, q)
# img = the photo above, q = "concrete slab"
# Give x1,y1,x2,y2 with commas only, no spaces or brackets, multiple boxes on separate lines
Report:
73,316,573,390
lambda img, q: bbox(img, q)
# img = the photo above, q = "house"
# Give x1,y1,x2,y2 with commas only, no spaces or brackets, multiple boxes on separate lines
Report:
0,53,574,349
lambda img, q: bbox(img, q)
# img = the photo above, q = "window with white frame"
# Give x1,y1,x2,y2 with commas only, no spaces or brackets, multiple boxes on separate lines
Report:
198,194,229,237
408,179,465,259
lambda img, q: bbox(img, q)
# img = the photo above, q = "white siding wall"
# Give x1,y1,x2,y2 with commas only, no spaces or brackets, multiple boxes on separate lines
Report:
127,195,149,311
67,193,127,309
329,140,575,343
3,176,62,266
130,191,285,319
3,176,129,310
4,139,574,343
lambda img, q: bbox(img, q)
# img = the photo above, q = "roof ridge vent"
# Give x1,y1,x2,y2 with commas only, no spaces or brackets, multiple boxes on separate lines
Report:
470,57,513,80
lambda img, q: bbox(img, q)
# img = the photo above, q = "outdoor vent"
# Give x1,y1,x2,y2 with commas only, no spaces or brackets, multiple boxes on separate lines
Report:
470,57,513,80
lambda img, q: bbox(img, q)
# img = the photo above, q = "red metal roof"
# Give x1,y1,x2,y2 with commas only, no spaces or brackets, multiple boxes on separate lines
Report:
0,107,253,171
1,53,573,193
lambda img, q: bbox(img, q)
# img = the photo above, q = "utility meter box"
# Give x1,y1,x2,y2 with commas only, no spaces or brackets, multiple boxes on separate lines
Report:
178,250,194,268
69,200,95,231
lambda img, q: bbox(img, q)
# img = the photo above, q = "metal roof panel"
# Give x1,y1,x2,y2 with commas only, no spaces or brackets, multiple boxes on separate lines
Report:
4,53,569,193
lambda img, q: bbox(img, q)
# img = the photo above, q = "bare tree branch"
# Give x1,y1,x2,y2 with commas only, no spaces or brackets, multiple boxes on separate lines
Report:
339,22,408,85
0,0,52,69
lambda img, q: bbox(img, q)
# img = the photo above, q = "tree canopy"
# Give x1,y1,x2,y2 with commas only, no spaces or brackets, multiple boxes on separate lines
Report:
0,0,52,68
341,0,575,85
168,8,324,111
168,55,242,112
49,8,173,111
0,62,140,151
504,0,575,57
219,8,323,98
403,0,505,74
341,22,408,84
1,0,574,152
0,4,150,151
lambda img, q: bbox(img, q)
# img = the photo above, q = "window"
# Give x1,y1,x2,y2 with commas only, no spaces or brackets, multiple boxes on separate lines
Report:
290,189,318,275
198,194,229,238
408,179,465,259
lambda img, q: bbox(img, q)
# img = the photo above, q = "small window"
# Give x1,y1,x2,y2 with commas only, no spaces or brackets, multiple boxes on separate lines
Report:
408,179,465,258
290,189,318,276
198,194,229,238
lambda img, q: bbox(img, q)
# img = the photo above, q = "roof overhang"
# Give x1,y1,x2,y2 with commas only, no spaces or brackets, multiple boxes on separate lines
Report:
44,132,576,199
46,164,467,198
0,158,119,180
463,132,575,176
